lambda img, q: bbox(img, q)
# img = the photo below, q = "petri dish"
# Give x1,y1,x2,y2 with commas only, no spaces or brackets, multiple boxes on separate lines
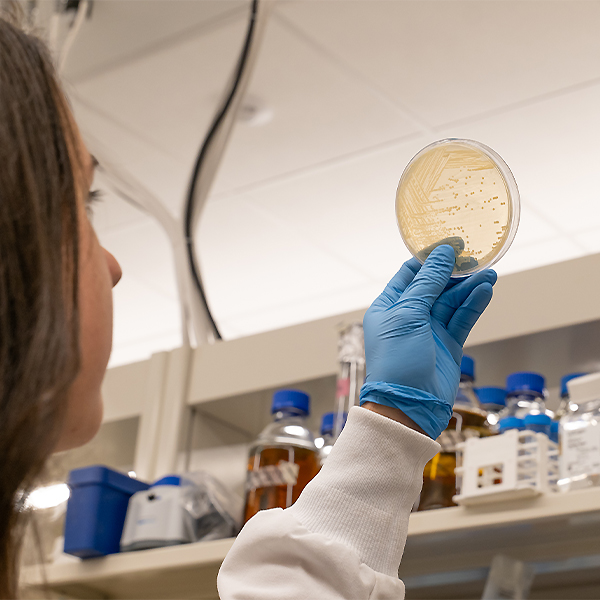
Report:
396,138,520,277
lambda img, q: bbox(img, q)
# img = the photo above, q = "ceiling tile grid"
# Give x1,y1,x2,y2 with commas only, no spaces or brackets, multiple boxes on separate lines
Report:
278,0,600,127
59,0,600,366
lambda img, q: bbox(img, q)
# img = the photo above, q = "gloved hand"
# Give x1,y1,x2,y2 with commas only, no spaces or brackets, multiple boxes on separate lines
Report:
360,245,497,439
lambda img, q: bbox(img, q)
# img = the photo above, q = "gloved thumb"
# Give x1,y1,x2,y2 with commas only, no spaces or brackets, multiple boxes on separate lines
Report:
400,245,456,309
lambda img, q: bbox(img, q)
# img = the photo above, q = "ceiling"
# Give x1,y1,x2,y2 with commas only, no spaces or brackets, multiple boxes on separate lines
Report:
56,0,600,366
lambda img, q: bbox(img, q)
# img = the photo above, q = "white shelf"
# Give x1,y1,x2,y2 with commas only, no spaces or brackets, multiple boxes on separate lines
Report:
186,253,600,406
23,488,600,599
22,538,234,600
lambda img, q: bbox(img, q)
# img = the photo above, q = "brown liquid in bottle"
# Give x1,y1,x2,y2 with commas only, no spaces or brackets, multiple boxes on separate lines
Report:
244,445,321,523
418,407,490,511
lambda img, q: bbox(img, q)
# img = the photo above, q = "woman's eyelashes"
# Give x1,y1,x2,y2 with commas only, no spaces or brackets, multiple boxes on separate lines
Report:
86,189,103,218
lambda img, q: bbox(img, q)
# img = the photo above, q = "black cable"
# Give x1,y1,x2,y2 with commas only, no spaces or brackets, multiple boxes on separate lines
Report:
184,0,259,341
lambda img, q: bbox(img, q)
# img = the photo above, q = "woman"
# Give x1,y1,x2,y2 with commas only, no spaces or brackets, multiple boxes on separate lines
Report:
0,10,496,600
0,12,120,598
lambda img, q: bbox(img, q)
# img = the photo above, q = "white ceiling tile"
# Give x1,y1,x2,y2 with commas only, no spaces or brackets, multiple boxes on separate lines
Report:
64,0,248,82
278,0,600,126
572,230,600,254
208,17,421,195
224,282,381,339
197,196,369,321
72,99,191,217
97,218,179,302
437,83,600,236
244,139,423,281
514,205,560,245
73,15,249,167
110,276,182,348
494,237,585,277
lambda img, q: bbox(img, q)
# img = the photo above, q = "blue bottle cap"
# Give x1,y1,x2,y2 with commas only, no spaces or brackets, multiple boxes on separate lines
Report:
272,389,310,415
551,421,559,433
461,355,475,380
152,475,182,487
498,416,524,432
476,386,507,407
320,412,348,435
560,373,587,398
506,372,545,395
523,413,552,426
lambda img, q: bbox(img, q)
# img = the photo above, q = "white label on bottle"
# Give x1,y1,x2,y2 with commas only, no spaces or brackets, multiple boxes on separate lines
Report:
246,461,300,491
561,424,600,479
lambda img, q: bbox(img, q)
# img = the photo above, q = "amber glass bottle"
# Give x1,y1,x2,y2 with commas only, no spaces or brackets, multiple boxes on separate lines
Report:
418,355,491,511
244,390,320,523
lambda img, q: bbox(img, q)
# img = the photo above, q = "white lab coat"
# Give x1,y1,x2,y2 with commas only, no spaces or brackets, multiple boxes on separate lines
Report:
218,406,439,599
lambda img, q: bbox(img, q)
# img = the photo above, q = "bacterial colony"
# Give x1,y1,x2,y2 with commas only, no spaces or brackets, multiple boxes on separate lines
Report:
396,142,512,276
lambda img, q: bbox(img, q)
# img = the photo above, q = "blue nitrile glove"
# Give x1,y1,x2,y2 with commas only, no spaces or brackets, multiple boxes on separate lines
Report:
360,245,497,439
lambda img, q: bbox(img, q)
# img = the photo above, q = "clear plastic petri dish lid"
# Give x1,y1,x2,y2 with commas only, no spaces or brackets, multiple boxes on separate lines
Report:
396,138,520,277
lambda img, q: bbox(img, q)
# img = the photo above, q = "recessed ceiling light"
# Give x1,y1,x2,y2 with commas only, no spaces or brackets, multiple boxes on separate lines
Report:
237,96,273,127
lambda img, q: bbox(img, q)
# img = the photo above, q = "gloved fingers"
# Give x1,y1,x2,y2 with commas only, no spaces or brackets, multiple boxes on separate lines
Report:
400,245,456,309
372,257,421,308
446,282,494,346
431,269,497,327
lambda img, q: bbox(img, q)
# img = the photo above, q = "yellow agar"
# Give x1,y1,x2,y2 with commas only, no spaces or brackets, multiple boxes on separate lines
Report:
396,142,512,276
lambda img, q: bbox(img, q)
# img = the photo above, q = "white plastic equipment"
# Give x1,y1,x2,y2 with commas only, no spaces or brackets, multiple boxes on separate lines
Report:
121,478,192,552
454,430,559,505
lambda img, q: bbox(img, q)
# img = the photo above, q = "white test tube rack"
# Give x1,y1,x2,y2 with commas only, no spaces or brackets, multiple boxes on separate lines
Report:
453,429,559,506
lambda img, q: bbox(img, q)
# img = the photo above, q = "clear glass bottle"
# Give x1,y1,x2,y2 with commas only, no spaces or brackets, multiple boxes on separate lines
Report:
315,412,347,465
244,390,320,523
559,373,600,492
524,413,552,436
418,355,490,511
498,416,524,433
476,386,507,431
334,323,365,437
555,373,587,420
502,372,547,419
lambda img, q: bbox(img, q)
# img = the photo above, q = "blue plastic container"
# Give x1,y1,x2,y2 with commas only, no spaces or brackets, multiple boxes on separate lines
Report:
64,465,149,558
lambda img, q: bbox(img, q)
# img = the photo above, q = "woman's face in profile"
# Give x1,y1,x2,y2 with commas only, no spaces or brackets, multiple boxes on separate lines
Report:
54,116,122,453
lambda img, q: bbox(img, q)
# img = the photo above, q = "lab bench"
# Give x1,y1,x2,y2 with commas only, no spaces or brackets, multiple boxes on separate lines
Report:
21,252,600,599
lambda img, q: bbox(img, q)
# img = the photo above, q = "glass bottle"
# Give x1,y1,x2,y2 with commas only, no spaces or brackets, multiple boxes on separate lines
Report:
498,416,524,434
555,373,587,420
418,355,490,511
524,413,552,436
315,412,347,466
243,390,320,523
476,386,507,431
559,373,600,492
333,323,365,438
502,372,547,419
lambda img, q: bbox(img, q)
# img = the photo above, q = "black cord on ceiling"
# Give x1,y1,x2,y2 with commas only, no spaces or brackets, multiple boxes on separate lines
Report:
184,0,259,341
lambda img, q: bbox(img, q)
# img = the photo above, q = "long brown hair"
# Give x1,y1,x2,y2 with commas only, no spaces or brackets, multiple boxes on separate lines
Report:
0,10,81,598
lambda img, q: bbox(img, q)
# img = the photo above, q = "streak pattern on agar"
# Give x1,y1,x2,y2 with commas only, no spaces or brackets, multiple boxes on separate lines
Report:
396,142,513,276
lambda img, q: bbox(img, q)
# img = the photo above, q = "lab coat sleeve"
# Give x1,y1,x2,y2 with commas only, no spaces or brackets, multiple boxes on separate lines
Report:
217,406,440,600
